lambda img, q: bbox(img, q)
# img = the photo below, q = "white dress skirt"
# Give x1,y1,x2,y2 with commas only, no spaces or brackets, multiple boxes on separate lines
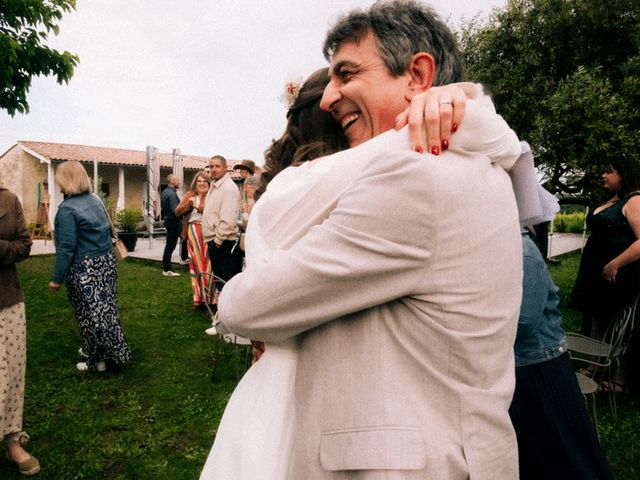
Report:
199,162,316,479
199,338,299,479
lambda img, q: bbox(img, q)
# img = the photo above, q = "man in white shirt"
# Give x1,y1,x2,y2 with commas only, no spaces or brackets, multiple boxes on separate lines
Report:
203,155,241,287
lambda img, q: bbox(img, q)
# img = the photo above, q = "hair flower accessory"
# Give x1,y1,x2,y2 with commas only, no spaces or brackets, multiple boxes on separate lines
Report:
280,79,302,108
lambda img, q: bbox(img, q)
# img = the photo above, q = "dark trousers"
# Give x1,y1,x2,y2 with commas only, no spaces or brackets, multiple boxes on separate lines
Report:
207,239,242,289
180,237,189,261
509,352,613,480
163,221,181,272
532,221,549,259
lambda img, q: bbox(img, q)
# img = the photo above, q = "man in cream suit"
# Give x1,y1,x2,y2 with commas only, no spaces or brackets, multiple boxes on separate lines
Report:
221,1,523,478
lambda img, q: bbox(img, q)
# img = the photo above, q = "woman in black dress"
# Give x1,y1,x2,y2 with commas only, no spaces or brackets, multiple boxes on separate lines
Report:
571,156,640,391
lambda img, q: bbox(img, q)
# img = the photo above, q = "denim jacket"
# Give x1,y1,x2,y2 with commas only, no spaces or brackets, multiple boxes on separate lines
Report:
52,193,112,282
515,233,568,367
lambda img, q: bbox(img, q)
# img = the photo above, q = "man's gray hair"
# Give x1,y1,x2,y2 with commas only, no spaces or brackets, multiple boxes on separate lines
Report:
323,0,464,86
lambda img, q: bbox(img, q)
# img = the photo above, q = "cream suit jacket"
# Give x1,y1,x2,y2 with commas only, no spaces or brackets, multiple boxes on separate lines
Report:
220,97,523,479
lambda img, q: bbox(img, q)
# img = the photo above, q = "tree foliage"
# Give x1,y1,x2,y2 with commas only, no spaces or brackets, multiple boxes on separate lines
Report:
0,0,79,115
460,0,640,200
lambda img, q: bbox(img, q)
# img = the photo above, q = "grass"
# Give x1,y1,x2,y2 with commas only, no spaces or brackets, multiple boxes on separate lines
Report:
0,253,638,478
1,256,244,479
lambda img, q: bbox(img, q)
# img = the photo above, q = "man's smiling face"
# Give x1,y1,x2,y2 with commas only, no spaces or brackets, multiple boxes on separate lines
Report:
320,31,412,148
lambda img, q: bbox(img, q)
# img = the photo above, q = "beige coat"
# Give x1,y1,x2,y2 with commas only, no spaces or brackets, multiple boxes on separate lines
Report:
221,99,523,479
202,174,240,245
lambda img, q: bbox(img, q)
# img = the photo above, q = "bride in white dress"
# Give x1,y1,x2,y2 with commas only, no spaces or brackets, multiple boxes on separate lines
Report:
199,68,349,479
199,69,522,479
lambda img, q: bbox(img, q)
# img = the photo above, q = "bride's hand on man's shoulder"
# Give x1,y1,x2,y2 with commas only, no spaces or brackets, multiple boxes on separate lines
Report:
395,83,471,156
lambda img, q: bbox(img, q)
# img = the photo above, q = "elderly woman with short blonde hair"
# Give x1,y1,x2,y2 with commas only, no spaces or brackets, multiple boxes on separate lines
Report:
49,161,132,372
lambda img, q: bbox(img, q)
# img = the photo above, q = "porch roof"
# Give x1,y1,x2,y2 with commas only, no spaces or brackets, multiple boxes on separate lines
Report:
17,141,235,170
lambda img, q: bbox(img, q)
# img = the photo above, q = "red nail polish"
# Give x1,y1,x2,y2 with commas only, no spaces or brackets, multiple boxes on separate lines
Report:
431,146,440,156
442,139,449,151
414,146,423,154
452,123,458,133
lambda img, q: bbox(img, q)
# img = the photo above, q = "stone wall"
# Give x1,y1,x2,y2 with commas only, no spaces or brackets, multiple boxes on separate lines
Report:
0,147,50,225
21,154,48,225
0,146,24,203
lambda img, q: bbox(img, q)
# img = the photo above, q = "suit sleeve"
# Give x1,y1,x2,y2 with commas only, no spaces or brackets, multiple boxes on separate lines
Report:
219,151,436,342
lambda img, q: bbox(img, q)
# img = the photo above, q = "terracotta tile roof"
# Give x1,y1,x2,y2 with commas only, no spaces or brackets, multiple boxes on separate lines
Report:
17,141,240,171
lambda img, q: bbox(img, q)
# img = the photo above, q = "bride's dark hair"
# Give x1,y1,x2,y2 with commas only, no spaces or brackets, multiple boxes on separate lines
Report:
259,68,348,197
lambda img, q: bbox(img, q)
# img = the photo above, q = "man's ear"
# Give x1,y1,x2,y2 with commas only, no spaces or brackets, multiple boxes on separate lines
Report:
404,52,435,101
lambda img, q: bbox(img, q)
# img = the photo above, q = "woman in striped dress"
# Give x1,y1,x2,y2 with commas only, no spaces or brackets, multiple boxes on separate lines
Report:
176,172,214,309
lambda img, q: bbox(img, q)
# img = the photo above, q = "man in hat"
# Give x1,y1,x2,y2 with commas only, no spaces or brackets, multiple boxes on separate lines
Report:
232,159,255,181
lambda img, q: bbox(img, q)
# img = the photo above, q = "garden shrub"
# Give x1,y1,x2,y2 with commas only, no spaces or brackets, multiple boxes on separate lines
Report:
553,212,586,233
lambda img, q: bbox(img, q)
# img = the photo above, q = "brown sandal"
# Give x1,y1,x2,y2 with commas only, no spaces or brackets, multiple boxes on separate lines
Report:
5,433,41,476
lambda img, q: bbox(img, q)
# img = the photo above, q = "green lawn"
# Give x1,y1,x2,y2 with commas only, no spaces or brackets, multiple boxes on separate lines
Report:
2,256,242,479
0,253,638,478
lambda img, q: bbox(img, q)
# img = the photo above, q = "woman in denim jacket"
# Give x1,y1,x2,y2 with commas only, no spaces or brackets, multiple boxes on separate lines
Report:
48,161,131,372
509,231,612,479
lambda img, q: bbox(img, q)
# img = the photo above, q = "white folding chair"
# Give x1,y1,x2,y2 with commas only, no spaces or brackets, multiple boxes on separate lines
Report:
567,295,638,417
196,271,252,378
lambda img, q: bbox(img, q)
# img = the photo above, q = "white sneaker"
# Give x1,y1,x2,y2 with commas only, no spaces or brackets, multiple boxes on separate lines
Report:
163,270,181,277
179,259,191,265
76,361,107,372
205,325,218,336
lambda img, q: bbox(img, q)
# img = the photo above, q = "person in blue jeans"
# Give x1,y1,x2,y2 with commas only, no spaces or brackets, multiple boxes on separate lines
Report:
161,174,182,276
510,231,613,479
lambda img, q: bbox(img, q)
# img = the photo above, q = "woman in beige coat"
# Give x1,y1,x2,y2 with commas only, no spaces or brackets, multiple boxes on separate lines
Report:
0,186,40,476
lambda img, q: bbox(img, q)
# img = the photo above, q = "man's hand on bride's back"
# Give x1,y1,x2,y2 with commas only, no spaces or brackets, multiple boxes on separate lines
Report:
395,84,469,156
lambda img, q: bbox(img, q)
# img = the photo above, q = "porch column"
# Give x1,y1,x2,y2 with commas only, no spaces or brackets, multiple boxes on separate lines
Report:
117,167,125,210
93,158,99,193
47,163,56,231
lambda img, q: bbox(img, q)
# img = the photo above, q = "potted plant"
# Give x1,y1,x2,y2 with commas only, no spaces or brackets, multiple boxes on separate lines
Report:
116,208,143,251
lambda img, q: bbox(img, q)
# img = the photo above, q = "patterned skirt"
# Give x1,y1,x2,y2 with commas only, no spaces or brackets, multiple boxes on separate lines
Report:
0,302,26,438
65,252,132,368
187,222,214,306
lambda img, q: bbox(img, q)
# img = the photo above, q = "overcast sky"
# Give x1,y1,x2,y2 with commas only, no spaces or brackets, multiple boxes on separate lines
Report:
0,0,506,164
